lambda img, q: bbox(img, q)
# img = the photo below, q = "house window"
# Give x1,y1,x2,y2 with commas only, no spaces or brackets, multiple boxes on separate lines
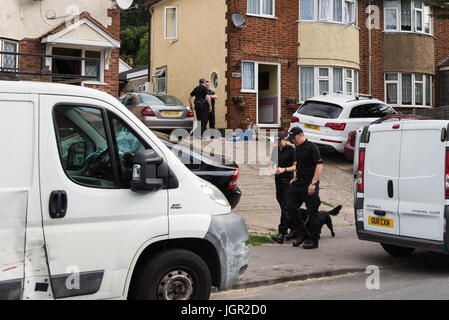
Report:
242,61,255,91
1,40,18,72
247,0,275,17
300,0,315,20
84,51,101,81
299,66,359,102
152,67,167,94
319,0,330,20
165,7,177,39
300,0,356,24
344,0,355,24
384,0,398,30
384,0,432,34
300,67,314,101
385,72,433,107
52,47,102,83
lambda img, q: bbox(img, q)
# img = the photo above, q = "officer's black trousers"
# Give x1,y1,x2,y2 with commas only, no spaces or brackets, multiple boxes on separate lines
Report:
275,179,291,235
286,182,321,242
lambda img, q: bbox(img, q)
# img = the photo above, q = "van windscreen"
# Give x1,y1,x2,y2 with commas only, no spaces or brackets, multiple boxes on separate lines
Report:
297,101,343,119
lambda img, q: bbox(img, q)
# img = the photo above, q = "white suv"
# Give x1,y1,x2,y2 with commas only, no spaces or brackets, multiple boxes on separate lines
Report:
289,93,396,153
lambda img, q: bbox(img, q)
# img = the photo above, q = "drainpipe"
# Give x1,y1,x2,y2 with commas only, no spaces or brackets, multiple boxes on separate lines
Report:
368,0,372,95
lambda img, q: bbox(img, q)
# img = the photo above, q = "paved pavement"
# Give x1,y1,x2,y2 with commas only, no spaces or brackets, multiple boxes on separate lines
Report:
200,138,375,291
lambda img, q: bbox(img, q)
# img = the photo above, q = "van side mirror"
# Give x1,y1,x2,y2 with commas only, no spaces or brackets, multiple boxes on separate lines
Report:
67,142,87,170
130,149,179,192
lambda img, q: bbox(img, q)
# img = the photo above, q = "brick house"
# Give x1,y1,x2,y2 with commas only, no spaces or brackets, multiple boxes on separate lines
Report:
146,0,449,129
0,0,120,97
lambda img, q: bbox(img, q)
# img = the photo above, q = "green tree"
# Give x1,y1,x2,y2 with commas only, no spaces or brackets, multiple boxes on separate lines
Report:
135,32,149,66
120,0,149,67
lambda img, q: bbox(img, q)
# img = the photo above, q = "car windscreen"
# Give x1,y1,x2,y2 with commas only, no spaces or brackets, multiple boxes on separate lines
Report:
155,95,183,105
297,101,343,119
138,93,165,105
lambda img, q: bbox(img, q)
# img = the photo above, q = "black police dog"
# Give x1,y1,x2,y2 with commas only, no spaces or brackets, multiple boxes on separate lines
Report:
298,204,342,237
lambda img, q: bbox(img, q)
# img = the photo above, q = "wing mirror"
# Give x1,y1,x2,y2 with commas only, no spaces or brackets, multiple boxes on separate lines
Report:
131,149,178,192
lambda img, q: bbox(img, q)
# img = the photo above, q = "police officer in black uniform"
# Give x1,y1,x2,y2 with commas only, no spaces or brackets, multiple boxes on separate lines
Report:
270,131,297,244
188,79,212,138
286,127,323,249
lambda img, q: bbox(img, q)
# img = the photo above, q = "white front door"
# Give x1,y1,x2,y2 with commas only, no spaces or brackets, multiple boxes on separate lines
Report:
398,121,447,241
363,123,401,235
39,95,168,299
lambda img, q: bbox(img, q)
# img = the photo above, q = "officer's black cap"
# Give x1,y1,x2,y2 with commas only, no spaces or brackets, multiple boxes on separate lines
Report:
288,127,303,142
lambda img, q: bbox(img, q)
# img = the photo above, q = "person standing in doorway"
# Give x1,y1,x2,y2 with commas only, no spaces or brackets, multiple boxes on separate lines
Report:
188,78,212,138
286,127,323,249
205,81,217,129
270,131,297,244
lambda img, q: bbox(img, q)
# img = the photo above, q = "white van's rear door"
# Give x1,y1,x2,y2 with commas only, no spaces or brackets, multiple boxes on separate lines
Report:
398,121,447,241
363,122,401,235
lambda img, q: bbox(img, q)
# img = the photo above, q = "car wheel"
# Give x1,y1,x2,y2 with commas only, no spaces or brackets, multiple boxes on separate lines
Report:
131,249,211,300
381,243,415,257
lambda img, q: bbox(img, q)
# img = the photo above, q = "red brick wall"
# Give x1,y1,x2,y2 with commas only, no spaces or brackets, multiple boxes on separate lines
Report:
358,0,385,101
18,38,49,81
225,0,298,129
433,7,449,107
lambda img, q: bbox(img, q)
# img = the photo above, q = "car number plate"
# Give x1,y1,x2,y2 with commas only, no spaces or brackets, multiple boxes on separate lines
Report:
368,216,394,228
304,123,320,130
161,111,181,116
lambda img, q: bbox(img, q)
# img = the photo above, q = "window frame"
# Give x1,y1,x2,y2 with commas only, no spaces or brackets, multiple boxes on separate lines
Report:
247,0,276,18
299,0,357,25
383,0,433,35
384,72,433,108
52,104,121,189
1,39,19,72
241,61,257,93
153,67,167,94
299,66,359,102
164,6,178,40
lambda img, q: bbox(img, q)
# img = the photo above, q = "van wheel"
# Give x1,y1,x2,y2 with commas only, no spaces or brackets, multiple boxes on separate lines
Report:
132,249,211,300
381,243,415,257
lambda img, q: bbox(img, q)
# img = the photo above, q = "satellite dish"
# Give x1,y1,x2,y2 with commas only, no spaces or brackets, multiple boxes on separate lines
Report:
116,0,133,10
232,14,246,29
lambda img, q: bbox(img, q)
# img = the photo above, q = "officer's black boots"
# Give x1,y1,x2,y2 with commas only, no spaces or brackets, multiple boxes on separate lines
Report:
271,233,285,244
303,239,319,249
292,235,306,247
284,231,297,241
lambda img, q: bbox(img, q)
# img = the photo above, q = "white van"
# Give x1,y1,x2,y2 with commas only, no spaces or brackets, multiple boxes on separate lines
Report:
354,119,449,256
0,81,249,300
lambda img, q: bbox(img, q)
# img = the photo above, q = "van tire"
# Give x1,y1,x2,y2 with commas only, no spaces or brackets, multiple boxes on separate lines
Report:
131,249,211,300
381,243,415,257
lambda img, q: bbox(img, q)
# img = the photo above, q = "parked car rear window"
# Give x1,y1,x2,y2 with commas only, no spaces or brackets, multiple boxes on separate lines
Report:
155,95,183,105
138,93,165,105
350,104,396,118
297,101,343,119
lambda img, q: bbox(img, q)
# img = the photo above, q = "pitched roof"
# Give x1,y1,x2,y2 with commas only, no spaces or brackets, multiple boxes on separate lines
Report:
40,11,120,42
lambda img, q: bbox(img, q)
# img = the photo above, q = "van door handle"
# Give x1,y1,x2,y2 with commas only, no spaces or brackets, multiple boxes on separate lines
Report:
387,180,393,198
49,190,68,219
374,210,386,216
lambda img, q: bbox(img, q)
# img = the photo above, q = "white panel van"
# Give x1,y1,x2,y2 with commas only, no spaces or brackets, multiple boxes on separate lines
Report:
0,81,249,300
355,120,449,256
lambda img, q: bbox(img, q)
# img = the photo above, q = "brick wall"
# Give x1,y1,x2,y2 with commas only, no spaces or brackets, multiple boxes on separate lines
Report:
358,0,385,101
433,7,449,107
225,0,298,130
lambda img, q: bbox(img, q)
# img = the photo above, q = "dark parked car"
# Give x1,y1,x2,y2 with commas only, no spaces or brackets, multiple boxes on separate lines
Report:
344,114,429,161
153,131,242,209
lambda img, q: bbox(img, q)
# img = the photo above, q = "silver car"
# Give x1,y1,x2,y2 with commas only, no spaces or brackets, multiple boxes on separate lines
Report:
119,93,194,132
